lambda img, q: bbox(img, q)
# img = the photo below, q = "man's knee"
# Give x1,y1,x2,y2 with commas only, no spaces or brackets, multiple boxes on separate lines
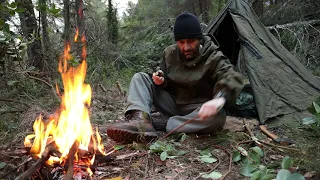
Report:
132,72,149,80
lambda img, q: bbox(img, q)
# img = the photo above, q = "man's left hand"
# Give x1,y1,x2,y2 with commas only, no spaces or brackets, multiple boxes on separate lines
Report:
198,97,226,120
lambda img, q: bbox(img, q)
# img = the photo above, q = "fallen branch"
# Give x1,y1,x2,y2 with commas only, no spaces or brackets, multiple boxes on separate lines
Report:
267,19,320,30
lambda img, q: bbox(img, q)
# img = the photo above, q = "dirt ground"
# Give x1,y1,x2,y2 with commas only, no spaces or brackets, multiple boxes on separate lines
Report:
0,87,319,180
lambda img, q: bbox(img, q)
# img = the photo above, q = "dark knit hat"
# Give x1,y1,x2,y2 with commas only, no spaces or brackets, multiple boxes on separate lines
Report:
173,12,203,41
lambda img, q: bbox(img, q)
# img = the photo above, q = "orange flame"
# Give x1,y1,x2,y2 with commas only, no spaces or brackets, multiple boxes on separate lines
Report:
74,28,79,42
25,28,105,167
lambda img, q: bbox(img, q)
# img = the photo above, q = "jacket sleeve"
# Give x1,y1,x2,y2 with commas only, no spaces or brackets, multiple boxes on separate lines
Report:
211,51,244,105
159,50,169,89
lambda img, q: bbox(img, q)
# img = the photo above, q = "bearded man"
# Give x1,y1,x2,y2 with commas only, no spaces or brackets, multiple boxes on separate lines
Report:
107,12,243,143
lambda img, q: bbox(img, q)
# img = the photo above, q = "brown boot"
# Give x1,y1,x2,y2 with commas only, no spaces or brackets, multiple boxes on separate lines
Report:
106,111,158,144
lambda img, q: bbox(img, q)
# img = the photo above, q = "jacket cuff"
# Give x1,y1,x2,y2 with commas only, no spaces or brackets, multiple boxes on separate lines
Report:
214,89,230,100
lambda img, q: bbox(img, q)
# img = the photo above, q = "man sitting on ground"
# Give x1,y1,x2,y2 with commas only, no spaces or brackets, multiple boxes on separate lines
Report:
107,12,243,144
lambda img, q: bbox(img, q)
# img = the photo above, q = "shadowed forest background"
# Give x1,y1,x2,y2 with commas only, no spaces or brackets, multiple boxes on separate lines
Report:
0,0,320,179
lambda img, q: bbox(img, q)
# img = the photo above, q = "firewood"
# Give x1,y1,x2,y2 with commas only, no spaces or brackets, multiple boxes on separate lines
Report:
0,157,32,179
63,141,79,180
14,143,57,180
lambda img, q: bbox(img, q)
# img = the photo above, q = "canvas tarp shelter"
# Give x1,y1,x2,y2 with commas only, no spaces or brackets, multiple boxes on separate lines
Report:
204,0,320,122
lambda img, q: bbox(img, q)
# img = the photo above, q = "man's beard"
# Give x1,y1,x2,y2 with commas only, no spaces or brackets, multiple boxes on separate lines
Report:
179,43,200,60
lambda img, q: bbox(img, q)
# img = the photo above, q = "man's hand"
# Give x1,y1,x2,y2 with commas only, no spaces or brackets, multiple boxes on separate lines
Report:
198,97,226,120
152,70,165,85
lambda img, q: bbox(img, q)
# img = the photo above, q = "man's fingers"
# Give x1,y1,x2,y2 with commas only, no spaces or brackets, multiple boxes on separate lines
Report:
152,75,164,85
198,105,218,120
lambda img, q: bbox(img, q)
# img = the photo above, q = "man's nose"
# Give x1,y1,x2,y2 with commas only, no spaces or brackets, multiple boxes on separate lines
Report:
184,43,191,51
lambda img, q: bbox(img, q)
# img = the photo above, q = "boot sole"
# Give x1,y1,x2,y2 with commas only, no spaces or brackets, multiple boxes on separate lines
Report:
107,128,158,144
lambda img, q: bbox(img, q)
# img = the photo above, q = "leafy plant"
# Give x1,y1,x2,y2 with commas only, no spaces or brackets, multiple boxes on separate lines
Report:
198,148,218,163
113,145,125,151
233,146,276,179
149,140,187,161
233,146,305,180
275,156,305,180
197,148,222,179
301,99,320,137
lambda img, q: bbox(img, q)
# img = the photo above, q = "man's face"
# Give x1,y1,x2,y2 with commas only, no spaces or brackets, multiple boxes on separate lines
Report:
176,39,201,60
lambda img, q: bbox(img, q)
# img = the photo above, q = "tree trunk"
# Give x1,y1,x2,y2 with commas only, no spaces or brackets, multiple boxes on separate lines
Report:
39,0,50,53
63,0,71,41
198,0,204,18
75,0,85,58
107,0,118,45
203,0,210,24
198,0,209,23
16,0,44,70
252,0,264,16
270,0,275,5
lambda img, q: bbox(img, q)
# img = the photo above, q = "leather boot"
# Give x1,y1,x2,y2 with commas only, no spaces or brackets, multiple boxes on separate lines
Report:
106,111,158,144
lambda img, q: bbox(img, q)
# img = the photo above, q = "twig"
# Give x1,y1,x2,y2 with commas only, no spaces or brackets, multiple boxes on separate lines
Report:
99,83,107,93
0,157,32,179
27,75,53,89
236,140,254,146
243,119,261,146
257,140,300,152
0,98,32,107
162,115,199,139
212,145,232,180
144,155,149,179
116,81,124,97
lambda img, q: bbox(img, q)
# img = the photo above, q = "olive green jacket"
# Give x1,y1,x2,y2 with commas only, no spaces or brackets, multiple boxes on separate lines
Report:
160,35,243,106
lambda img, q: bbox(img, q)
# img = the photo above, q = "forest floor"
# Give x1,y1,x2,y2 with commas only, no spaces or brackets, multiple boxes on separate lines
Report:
0,84,319,180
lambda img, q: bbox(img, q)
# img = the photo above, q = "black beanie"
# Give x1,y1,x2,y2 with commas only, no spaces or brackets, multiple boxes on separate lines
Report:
173,12,203,41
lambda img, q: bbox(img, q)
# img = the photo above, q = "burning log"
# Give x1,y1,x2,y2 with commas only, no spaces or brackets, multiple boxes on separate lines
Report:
63,141,79,180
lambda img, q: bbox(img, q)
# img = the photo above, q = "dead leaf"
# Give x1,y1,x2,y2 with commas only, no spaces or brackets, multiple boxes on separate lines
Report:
269,154,284,160
154,156,166,166
115,151,140,160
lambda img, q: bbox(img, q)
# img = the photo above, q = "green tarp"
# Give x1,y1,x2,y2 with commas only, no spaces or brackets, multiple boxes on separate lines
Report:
204,0,320,122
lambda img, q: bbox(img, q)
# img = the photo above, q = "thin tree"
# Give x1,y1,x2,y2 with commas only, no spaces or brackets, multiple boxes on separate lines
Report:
107,0,118,45
39,0,50,53
63,0,71,41
16,0,44,70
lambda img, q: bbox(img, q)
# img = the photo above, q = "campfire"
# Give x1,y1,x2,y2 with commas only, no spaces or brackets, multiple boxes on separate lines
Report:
20,28,107,179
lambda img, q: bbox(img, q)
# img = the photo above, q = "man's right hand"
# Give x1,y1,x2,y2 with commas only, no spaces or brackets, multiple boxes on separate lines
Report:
152,70,165,85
